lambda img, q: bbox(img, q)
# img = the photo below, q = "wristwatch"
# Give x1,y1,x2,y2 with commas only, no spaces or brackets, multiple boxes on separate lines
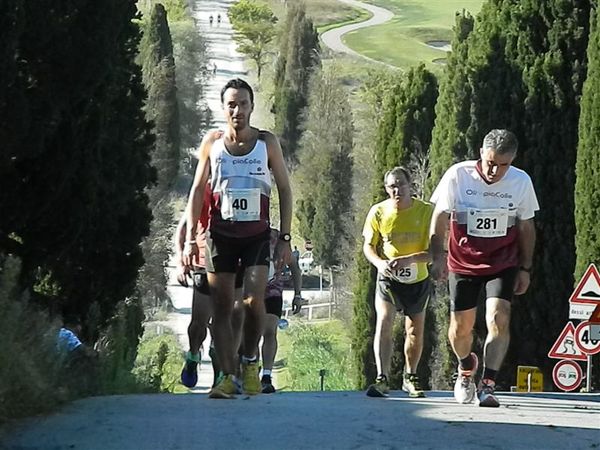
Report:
279,233,291,242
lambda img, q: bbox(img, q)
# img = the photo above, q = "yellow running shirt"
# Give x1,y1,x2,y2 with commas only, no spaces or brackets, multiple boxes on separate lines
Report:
362,198,434,284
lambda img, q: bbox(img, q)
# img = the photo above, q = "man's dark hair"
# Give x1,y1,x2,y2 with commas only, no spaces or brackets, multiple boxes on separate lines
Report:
384,166,411,185
220,78,254,104
63,314,82,328
482,129,518,155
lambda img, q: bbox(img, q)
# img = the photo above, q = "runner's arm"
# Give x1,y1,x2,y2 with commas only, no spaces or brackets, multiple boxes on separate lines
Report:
429,208,450,280
266,132,292,269
514,218,536,295
266,132,292,235
183,131,215,267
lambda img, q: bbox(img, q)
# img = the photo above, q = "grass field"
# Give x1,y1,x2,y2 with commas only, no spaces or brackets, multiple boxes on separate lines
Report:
340,0,485,69
267,0,367,27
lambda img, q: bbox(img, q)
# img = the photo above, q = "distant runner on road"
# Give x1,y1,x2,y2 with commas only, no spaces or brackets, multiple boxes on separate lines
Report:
429,129,539,407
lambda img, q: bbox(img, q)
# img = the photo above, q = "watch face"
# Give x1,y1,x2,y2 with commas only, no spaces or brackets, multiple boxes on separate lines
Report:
280,233,291,242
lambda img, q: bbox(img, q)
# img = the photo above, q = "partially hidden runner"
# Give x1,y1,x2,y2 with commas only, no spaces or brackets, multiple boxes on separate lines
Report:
175,181,244,389
260,228,304,394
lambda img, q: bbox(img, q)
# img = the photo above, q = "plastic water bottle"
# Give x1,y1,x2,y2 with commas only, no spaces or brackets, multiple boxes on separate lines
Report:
278,318,289,330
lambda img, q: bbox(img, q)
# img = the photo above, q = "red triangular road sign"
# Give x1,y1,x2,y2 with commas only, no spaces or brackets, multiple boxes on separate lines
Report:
547,321,587,360
569,264,600,305
589,304,600,324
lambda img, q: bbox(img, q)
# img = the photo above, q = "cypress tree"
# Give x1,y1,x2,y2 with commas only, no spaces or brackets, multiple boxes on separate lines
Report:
0,0,155,333
352,65,438,388
575,6,600,387
295,71,353,267
138,3,181,308
272,2,320,163
575,7,600,279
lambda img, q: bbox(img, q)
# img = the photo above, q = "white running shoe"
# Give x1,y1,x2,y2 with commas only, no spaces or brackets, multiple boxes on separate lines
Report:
454,352,478,404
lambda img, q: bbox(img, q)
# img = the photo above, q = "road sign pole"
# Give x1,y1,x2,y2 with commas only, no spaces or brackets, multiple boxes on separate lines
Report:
587,355,592,392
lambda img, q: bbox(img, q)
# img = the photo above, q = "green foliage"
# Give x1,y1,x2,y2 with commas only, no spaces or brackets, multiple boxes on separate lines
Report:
285,322,355,391
426,0,591,388
0,0,155,330
96,298,145,394
0,255,64,422
272,2,320,162
374,64,438,198
295,71,353,267
575,7,600,279
425,10,475,197
170,20,212,160
228,0,277,79
132,331,184,393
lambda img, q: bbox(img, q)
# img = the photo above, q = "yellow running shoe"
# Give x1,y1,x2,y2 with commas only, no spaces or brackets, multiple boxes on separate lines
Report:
208,374,237,399
241,361,261,395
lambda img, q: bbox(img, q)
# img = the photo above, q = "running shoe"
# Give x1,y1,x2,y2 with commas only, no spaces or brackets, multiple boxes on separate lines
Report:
208,374,238,399
261,375,276,394
477,378,500,407
454,352,479,404
180,353,200,388
241,361,261,395
402,373,425,398
366,375,390,398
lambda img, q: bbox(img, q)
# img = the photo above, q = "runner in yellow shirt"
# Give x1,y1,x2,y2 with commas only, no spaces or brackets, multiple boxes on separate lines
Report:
362,166,434,398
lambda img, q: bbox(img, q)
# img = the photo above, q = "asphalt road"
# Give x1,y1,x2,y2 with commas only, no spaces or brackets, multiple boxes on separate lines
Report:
1,391,598,449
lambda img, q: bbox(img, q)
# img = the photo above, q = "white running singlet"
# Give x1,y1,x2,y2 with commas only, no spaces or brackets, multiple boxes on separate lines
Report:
430,160,539,276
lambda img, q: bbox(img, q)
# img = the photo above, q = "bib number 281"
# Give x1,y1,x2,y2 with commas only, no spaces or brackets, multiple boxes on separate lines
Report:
467,208,508,238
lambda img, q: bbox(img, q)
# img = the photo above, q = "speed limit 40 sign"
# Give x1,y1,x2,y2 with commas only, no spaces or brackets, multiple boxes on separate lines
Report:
574,321,600,355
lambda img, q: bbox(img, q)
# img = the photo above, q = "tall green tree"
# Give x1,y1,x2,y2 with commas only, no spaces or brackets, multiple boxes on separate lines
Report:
228,0,277,80
575,7,600,279
272,1,320,163
575,6,600,387
138,3,181,308
426,0,591,388
0,0,155,332
352,65,438,389
295,70,353,267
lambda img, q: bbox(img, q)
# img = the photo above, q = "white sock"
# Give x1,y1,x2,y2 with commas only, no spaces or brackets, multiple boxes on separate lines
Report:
262,369,272,377
241,355,257,364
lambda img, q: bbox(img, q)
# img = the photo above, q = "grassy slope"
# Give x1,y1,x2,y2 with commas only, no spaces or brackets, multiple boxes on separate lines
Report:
341,0,484,69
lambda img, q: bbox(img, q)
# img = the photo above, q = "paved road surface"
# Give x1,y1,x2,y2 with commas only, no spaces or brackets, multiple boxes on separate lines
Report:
321,0,394,66
2,391,598,449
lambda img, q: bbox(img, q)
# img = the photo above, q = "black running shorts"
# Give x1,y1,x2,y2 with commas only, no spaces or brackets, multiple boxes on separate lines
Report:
449,266,518,312
193,267,243,296
265,296,283,318
205,229,270,273
376,276,431,315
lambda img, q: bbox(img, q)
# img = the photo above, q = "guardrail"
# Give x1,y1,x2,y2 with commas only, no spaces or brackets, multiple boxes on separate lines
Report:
282,302,333,322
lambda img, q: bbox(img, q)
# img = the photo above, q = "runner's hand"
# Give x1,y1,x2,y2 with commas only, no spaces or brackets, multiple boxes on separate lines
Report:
513,270,530,295
183,241,199,270
176,263,190,287
430,252,448,281
292,295,304,315
388,256,413,271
